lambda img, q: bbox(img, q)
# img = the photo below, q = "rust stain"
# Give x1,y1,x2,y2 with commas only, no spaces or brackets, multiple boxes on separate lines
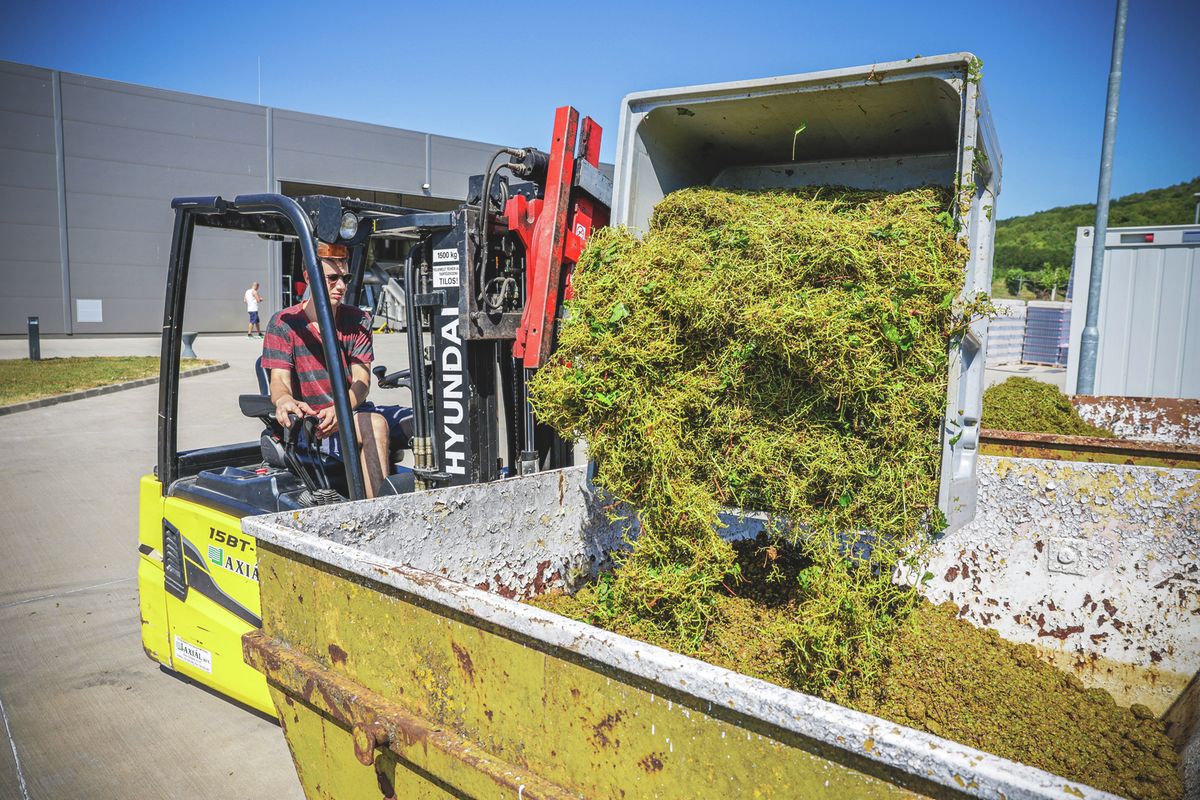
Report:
944,565,960,582
591,710,625,749
1101,598,1118,617
980,427,1200,468
1073,395,1200,446
1034,540,1044,553
639,752,665,772
531,560,561,595
451,642,476,683
328,643,348,665
1154,571,1187,589
492,575,518,599
1038,624,1085,641
376,767,396,799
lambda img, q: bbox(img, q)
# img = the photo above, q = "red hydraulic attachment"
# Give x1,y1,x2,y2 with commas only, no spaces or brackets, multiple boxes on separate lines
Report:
508,106,609,369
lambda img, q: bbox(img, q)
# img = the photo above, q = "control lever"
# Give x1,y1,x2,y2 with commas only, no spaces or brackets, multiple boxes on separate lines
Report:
282,414,341,505
372,364,411,390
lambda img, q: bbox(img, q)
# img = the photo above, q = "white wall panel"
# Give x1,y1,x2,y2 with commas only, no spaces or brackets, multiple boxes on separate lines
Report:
1067,225,1200,399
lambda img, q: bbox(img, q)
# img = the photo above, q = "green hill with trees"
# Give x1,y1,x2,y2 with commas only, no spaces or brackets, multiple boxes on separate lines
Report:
992,177,1200,299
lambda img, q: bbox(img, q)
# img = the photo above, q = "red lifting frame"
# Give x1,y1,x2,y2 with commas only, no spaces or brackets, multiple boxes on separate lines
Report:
509,106,607,369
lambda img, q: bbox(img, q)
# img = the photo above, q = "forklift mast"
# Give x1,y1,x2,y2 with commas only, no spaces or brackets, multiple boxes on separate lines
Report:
390,105,612,488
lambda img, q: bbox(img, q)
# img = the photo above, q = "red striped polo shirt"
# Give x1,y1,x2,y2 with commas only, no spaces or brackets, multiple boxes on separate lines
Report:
261,302,373,410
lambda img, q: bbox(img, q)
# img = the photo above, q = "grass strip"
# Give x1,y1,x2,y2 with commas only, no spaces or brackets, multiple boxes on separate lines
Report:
0,356,217,406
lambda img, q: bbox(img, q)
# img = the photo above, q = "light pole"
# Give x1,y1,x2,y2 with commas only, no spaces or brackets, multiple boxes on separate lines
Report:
1077,0,1129,396
1193,191,1199,225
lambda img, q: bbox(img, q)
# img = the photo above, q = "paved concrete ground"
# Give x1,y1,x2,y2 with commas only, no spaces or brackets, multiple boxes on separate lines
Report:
0,332,411,800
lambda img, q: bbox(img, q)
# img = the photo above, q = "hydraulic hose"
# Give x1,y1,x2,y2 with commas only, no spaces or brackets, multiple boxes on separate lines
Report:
403,246,432,477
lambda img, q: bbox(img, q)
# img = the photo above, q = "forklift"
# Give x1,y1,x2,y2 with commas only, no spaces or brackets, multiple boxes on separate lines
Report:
137,107,610,714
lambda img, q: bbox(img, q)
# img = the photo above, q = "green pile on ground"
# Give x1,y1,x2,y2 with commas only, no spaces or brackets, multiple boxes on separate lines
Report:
530,185,983,699
982,376,1113,437
0,356,216,406
534,538,1182,799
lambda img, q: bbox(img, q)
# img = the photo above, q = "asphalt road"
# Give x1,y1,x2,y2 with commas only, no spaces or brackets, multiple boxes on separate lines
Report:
0,331,412,800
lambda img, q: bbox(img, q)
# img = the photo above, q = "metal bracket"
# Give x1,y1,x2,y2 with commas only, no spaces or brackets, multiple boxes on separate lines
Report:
414,291,446,308
575,160,613,209
242,630,576,798
1047,538,1089,576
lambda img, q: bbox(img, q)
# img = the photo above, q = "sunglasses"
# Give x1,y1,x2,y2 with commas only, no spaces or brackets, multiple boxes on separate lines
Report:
323,273,352,286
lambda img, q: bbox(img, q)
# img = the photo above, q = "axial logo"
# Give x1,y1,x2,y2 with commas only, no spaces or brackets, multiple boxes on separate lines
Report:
207,546,259,582
440,306,466,475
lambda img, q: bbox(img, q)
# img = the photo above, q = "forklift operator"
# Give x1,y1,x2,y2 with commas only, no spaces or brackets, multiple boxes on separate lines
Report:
261,241,390,498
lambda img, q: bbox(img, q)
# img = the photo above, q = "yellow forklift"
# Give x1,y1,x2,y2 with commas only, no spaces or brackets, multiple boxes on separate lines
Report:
137,108,611,714
136,194,416,714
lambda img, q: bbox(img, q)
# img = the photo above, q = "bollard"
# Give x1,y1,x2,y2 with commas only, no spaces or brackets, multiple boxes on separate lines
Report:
181,331,198,359
27,316,40,361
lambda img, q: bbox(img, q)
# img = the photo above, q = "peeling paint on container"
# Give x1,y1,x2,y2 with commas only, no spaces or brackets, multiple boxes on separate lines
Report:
923,455,1199,714
1072,396,1200,447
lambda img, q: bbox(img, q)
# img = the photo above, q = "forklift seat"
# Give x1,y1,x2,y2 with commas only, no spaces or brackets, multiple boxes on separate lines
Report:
254,355,270,396
238,393,412,474
237,394,343,476
251,356,411,451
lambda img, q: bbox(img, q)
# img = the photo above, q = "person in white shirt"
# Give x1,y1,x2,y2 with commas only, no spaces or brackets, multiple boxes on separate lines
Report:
244,281,264,337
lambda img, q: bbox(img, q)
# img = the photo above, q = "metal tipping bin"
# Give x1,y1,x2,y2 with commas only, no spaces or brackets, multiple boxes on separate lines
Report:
611,53,1001,533
243,467,1125,800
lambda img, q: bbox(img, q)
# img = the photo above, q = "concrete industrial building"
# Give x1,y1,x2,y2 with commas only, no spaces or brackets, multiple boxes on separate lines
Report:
0,59,516,335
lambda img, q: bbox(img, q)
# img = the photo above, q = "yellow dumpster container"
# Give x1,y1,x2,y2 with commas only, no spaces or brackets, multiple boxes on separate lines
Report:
242,466,1135,799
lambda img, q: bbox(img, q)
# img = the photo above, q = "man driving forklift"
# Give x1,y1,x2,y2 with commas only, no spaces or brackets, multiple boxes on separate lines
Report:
261,241,391,498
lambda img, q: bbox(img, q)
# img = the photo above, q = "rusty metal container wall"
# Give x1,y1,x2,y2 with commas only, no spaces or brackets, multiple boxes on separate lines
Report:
244,467,1128,799
923,456,1200,712
609,53,1002,535
1073,396,1200,446
922,454,1200,787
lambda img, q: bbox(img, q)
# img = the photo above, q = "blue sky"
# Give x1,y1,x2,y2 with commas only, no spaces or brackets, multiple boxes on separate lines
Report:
2,0,1196,218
